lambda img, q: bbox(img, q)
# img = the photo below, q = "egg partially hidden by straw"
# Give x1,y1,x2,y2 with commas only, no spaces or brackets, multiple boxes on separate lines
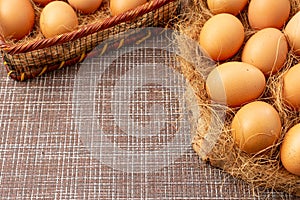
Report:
207,0,248,16
40,1,78,38
110,0,147,16
282,63,300,110
242,28,288,76
68,0,103,14
32,0,54,6
231,101,282,154
281,123,300,176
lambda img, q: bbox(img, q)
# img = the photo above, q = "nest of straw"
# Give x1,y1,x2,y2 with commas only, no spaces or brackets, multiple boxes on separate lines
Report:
176,0,300,197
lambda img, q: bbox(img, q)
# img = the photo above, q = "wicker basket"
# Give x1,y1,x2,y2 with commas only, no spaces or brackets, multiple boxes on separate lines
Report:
0,0,180,81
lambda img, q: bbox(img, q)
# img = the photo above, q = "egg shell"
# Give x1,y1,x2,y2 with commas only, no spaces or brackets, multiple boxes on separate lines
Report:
110,0,147,16
205,62,266,107
68,0,103,14
242,28,288,76
280,123,300,176
248,0,290,30
284,11,300,56
0,0,35,40
231,101,282,154
40,1,78,38
207,0,248,15
32,0,54,6
282,63,300,110
199,13,244,61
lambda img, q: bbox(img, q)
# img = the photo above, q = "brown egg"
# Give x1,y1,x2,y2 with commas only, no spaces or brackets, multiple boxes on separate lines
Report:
242,28,288,76
280,123,300,176
40,1,78,38
207,0,248,15
231,101,282,154
284,11,300,56
248,0,290,30
110,0,147,16
206,62,266,107
282,63,300,110
68,0,103,14
32,0,54,6
199,13,244,61
0,0,35,40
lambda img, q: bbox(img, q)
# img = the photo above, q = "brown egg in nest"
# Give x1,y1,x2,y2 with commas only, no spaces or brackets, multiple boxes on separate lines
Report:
0,0,35,40
39,1,79,38
281,123,300,176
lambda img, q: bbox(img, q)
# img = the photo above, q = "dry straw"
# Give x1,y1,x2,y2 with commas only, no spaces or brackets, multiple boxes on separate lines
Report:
176,0,300,197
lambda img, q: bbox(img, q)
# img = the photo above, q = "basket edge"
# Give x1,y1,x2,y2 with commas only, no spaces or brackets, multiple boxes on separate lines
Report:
0,0,176,55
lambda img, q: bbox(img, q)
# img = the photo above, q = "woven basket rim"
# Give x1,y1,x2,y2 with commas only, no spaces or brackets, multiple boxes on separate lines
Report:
0,0,176,55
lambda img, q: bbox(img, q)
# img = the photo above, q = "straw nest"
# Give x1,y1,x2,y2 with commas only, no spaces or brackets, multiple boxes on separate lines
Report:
176,0,300,197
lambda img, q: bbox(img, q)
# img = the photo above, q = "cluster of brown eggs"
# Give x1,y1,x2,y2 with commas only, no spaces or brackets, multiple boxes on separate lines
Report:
0,0,147,41
200,0,300,176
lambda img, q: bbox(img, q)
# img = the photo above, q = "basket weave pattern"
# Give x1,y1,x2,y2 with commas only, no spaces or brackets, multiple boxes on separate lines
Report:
0,0,179,81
